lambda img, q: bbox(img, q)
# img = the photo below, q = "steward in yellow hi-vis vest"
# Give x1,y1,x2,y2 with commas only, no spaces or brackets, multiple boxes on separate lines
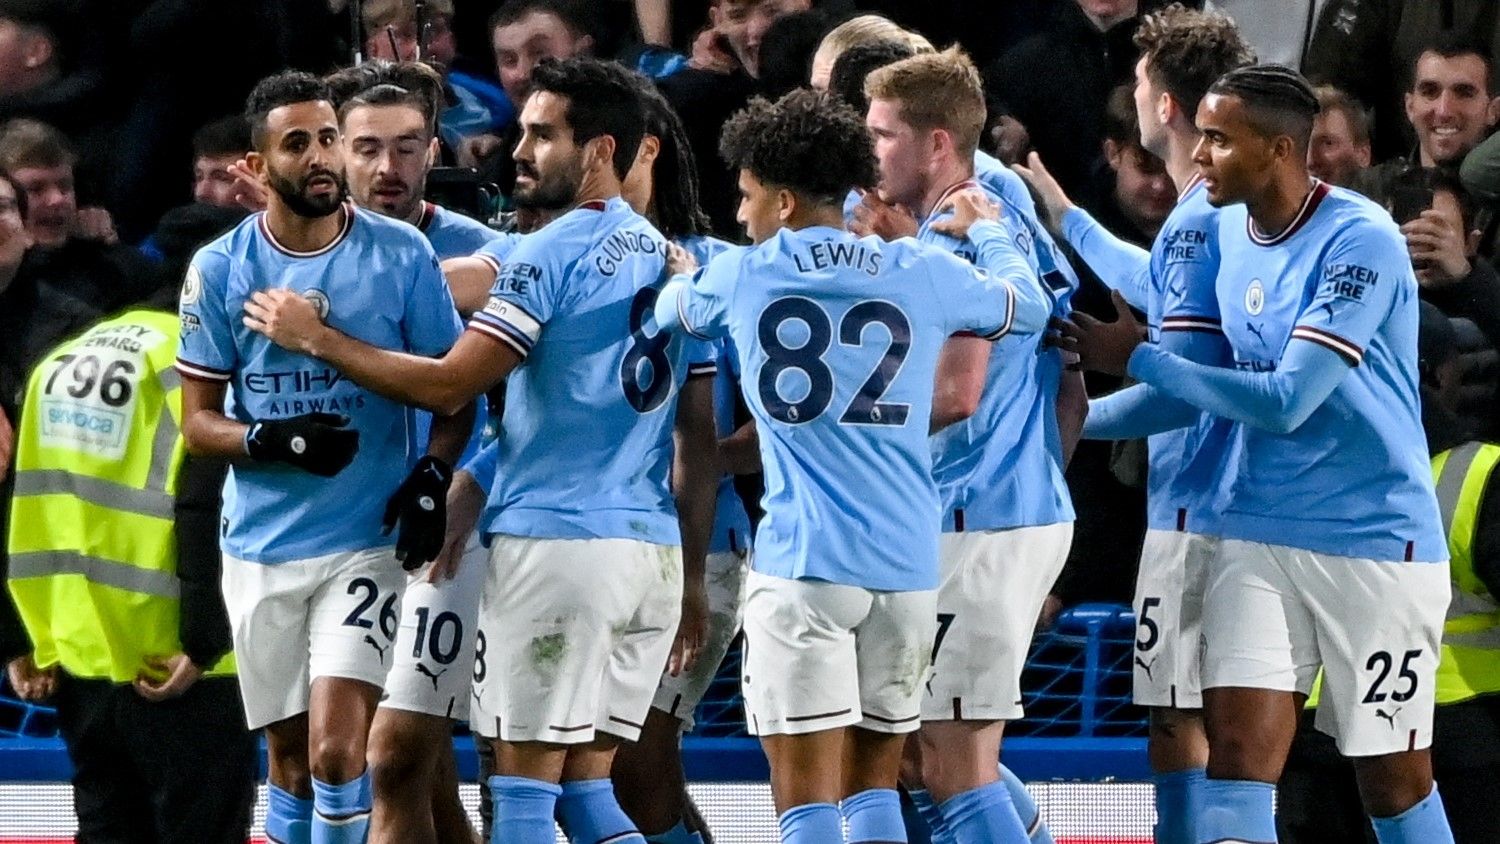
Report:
2,306,255,844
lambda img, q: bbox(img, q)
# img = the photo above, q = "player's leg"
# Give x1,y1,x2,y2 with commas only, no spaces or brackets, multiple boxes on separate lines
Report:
845,586,938,844
305,548,407,843
1133,530,1213,844
369,538,487,843
221,553,316,844
431,747,481,844
1197,540,1313,844
614,548,747,843
742,571,872,842
1306,551,1453,843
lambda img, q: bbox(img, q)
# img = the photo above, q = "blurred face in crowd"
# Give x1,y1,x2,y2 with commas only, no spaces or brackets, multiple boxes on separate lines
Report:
1405,51,1500,166
1192,93,1280,208
1107,141,1175,237
253,100,348,219
493,11,592,110
343,102,436,223
1307,107,1370,186
734,169,785,244
711,0,811,79
620,133,660,218
1432,186,1481,260
866,98,933,210
1132,56,1170,158
365,13,457,67
0,19,56,98
0,178,31,270
192,154,242,208
512,91,588,210
1075,0,1139,28
12,162,75,248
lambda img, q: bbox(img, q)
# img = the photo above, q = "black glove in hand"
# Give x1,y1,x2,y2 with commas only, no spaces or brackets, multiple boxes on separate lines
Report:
245,413,359,477
383,455,453,570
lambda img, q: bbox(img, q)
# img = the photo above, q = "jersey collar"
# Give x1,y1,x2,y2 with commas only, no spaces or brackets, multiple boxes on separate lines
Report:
258,203,354,259
1247,179,1329,247
924,178,981,225
1178,172,1206,201
415,201,437,232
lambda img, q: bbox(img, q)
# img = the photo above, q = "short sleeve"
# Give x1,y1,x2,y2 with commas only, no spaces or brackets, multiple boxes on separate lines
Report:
925,247,1014,341
683,337,718,379
1158,213,1223,336
466,227,569,359
403,242,464,357
472,232,524,274
655,251,737,340
1290,220,1409,367
175,249,236,383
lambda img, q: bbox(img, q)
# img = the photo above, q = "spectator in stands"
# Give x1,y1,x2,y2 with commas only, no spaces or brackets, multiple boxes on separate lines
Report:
1309,84,1372,186
1305,3,1500,160
473,0,598,191
1094,84,1175,244
755,9,834,99
828,39,915,114
362,0,515,158
1,118,112,248
809,13,925,91
189,116,252,210
0,0,106,142
1403,35,1500,169
985,0,1154,208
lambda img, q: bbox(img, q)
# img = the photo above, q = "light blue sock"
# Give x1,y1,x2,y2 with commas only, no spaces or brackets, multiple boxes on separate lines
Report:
1370,785,1456,844
1153,768,1206,844
940,781,1030,844
999,765,1054,844
779,802,843,844
267,784,313,844
843,788,907,843
490,775,562,844
908,788,956,844
644,820,705,844
556,778,645,843
311,772,372,844
1196,779,1276,844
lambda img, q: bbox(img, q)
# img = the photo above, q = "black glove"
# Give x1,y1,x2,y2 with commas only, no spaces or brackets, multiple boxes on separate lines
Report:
245,413,359,477
383,455,454,570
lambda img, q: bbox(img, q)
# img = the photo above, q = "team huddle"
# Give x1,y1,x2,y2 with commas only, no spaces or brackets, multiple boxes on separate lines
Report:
161,5,1455,844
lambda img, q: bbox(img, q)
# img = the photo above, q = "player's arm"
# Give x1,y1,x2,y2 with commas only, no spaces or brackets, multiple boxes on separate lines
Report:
173,454,232,672
1056,368,1087,466
930,335,989,433
669,372,717,675
180,379,249,458
441,256,498,317
931,191,1052,337
1083,325,1231,440
718,420,761,475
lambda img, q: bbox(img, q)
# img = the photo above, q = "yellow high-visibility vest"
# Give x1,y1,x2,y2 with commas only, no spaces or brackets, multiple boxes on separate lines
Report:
7,309,234,682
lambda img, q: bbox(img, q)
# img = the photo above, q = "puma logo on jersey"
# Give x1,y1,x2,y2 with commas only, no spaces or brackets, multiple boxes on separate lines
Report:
363,634,389,662
1135,655,1159,682
1245,321,1266,344
416,663,447,690
1376,706,1402,729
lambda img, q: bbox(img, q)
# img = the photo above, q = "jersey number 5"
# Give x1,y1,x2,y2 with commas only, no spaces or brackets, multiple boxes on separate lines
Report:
756,296,912,426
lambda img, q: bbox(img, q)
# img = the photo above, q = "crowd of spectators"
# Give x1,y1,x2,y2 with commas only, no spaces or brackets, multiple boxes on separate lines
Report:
2,0,1500,619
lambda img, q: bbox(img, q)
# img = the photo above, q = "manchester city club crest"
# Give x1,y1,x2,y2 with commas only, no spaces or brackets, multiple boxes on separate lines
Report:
302,288,331,320
1245,279,1264,316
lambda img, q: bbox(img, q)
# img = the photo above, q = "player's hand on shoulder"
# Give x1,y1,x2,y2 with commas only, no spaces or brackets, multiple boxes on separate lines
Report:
427,470,485,583
245,412,359,477
851,191,918,241
132,653,202,702
6,654,56,702
666,241,699,278
1012,152,1073,232
667,580,709,676
930,189,1001,240
384,455,454,571
243,288,327,355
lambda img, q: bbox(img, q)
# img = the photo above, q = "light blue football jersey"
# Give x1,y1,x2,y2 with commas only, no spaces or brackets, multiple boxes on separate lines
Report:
925,179,1077,532
1211,182,1445,561
843,150,1036,226
466,197,713,545
473,231,526,276
416,201,501,259
176,204,463,563
657,225,1040,592
680,234,753,555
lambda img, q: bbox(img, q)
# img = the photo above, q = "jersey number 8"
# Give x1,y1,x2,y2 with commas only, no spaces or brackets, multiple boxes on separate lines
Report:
756,296,912,426
621,287,674,413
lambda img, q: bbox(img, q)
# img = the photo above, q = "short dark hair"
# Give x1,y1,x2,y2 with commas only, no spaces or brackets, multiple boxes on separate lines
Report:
1103,84,1145,148
1208,64,1320,151
245,71,334,150
529,57,646,181
1431,165,1478,231
327,60,445,134
719,88,878,204
1414,32,1494,94
758,10,834,99
1134,3,1255,121
191,115,252,160
636,81,710,239
829,39,915,113
488,0,596,40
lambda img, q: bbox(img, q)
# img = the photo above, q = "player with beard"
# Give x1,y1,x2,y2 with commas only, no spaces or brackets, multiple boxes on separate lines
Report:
238,57,718,844
322,61,501,844
177,71,475,844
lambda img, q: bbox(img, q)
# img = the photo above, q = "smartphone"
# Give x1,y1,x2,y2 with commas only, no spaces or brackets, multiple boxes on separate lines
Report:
1389,168,1434,225
424,167,497,222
